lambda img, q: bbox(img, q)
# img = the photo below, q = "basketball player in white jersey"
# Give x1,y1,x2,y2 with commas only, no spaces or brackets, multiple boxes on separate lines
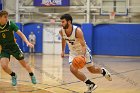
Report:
59,14,112,93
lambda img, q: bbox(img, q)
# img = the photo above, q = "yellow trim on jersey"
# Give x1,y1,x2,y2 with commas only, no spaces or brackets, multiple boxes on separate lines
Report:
0,29,9,33
0,21,9,29
0,24,7,29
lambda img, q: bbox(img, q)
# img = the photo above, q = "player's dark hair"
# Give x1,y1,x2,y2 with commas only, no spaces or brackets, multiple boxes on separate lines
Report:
0,10,8,17
60,14,73,23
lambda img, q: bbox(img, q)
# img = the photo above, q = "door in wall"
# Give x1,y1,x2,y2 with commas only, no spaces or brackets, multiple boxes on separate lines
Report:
43,24,61,54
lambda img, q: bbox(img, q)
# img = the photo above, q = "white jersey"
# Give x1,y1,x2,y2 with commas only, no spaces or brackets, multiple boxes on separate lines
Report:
61,25,93,67
61,25,90,55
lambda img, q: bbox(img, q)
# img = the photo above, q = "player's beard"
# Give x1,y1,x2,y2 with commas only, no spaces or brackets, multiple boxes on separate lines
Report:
63,23,69,29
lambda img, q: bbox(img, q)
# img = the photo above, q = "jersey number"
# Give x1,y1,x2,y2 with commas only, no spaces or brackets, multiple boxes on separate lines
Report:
2,33,6,38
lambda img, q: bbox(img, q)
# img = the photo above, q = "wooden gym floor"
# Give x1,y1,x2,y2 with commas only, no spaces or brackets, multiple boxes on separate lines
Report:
0,54,140,93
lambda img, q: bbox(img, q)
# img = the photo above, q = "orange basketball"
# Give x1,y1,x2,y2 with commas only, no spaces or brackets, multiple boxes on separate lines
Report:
72,56,86,69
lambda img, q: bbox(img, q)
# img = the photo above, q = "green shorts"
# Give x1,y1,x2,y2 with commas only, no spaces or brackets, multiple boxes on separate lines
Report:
0,43,24,60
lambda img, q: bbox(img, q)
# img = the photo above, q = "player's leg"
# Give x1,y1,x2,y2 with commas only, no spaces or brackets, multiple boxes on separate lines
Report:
87,65,102,74
0,58,12,74
87,64,112,81
29,47,31,53
0,57,17,86
19,59,36,84
12,44,36,84
31,48,33,53
33,47,35,53
69,54,97,93
70,64,97,93
70,64,86,81
85,52,112,81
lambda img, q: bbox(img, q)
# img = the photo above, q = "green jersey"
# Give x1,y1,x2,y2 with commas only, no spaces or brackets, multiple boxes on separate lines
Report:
0,20,19,45
0,20,24,60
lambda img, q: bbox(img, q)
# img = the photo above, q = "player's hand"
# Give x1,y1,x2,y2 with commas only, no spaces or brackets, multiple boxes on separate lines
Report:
81,55,86,62
61,51,65,58
27,42,34,48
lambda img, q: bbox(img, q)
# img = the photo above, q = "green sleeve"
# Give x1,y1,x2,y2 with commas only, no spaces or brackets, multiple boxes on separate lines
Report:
10,21,19,32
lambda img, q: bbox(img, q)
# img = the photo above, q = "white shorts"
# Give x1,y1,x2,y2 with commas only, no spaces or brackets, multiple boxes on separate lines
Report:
68,51,93,67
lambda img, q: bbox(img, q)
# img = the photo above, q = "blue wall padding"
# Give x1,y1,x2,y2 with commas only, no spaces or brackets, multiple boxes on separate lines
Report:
81,23,94,54
65,24,81,54
0,4,2,10
15,23,23,50
23,23,43,53
0,0,2,10
93,24,140,56
14,22,140,56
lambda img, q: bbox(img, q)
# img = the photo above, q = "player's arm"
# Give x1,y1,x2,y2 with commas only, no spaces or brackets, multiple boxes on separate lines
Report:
76,28,86,56
10,21,34,48
16,30,34,48
59,30,66,57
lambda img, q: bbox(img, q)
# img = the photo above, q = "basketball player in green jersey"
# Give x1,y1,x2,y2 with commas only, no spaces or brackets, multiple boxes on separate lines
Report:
0,10,36,86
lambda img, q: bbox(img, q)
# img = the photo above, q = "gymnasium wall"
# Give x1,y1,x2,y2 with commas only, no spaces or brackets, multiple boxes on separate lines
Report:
93,24,140,56
64,23,140,56
43,24,61,54
15,22,140,56
0,0,3,10
23,23,43,53
81,23,94,54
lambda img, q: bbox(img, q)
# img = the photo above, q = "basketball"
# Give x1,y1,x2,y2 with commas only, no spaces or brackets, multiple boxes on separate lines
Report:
72,56,86,69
